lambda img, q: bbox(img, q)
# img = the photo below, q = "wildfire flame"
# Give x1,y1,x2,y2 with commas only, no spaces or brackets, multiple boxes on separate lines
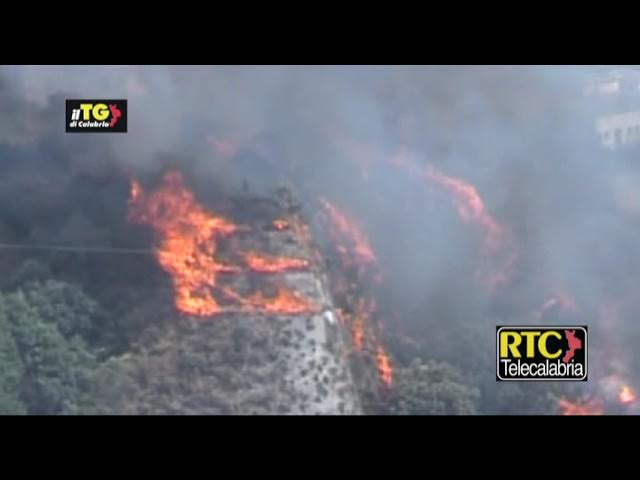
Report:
387,150,518,289
272,219,289,231
352,319,365,351
244,251,309,273
558,396,604,416
130,180,142,202
319,197,392,386
425,166,519,289
245,286,317,315
619,385,637,405
348,298,377,351
128,170,318,317
376,345,393,388
424,166,504,254
128,171,238,316
320,198,378,268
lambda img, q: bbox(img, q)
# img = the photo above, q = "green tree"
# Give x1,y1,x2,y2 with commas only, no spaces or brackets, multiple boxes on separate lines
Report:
0,315,26,414
0,283,99,414
18,280,100,339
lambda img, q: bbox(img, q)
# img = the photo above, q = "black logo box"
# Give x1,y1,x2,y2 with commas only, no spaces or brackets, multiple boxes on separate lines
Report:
66,99,127,133
496,326,588,382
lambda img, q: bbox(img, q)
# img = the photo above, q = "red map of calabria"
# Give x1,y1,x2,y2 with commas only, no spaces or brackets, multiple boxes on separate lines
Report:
109,104,122,128
563,330,582,363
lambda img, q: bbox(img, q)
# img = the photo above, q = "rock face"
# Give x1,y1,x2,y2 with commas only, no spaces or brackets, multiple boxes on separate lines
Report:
93,192,363,414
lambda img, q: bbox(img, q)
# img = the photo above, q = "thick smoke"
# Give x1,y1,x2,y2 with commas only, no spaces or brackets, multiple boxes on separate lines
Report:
1,65,639,412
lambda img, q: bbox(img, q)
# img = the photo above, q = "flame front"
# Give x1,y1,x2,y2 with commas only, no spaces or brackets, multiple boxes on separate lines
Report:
244,251,309,273
128,171,318,317
424,166,504,254
320,198,378,268
245,286,317,315
558,396,604,415
128,171,238,316
376,345,393,388
387,150,519,289
320,198,392,386
376,345,393,387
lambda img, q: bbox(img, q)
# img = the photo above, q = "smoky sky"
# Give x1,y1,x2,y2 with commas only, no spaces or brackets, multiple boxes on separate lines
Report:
2,65,640,404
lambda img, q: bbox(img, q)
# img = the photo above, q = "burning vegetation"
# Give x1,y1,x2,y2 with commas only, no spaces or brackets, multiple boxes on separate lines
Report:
128,171,239,316
319,198,393,388
243,251,309,273
558,396,604,416
127,172,394,391
128,171,318,317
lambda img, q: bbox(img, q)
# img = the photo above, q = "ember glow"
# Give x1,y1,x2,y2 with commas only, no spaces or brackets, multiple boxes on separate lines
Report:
558,396,604,416
619,385,637,405
128,171,238,316
244,251,309,273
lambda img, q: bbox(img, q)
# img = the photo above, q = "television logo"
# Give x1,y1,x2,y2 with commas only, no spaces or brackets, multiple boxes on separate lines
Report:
66,99,127,132
496,326,587,381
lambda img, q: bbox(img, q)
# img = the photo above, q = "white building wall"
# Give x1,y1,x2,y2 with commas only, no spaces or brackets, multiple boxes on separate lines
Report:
596,111,640,149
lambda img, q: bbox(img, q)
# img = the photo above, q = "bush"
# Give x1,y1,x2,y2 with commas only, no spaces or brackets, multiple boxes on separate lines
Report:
385,359,480,415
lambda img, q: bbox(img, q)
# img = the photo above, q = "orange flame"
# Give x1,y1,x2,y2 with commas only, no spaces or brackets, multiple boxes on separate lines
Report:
128,171,238,316
424,166,519,289
320,198,378,267
387,151,518,289
130,179,142,202
424,166,504,254
128,171,318,317
376,345,393,388
319,198,392,386
619,385,637,405
245,286,317,315
244,251,309,273
558,396,604,415
352,317,366,352
272,219,289,231
349,298,376,351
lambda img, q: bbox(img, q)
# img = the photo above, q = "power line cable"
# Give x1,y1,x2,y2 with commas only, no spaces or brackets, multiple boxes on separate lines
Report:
0,243,153,255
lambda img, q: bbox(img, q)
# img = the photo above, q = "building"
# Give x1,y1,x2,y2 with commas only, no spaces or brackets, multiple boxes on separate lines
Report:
596,110,640,150
586,68,640,150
